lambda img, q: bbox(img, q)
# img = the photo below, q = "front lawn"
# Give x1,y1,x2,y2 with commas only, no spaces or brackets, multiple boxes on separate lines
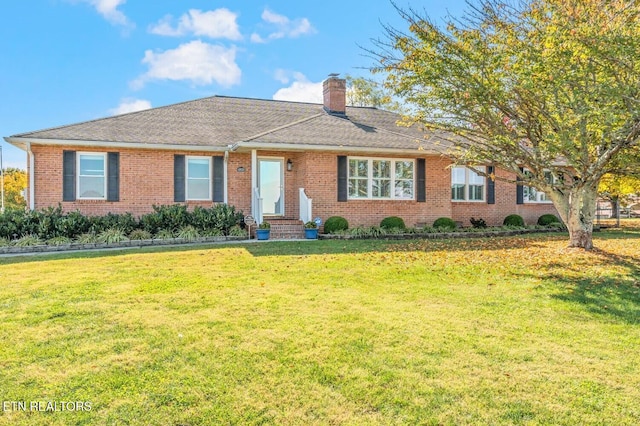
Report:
0,229,639,425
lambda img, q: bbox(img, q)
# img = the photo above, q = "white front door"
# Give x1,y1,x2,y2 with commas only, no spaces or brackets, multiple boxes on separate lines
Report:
258,158,284,216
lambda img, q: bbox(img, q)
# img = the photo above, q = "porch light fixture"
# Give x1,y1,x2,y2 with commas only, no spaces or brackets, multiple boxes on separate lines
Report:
287,159,293,171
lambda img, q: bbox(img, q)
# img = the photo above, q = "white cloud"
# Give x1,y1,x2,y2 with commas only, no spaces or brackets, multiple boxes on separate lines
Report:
250,33,265,43
109,99,152,115
149,8,241,40
131,40,241,89
273,73,323,103
252,9,316,43
84,0,134,28
262,9,289,26
273,69,290,84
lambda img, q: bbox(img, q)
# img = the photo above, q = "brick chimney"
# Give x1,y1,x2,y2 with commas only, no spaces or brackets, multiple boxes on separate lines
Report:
323,74,346,116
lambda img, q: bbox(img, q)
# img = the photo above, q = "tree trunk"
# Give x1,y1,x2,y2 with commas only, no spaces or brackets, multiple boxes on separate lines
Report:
550,185,598,250
610,198,619,219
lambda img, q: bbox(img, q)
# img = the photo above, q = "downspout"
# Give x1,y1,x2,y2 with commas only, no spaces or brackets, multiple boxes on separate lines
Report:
251,149,257,220
225,143,240,205
27,142,35,210
223,150,229,204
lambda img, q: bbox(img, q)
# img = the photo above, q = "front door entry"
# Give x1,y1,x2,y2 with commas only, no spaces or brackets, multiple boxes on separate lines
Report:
258,158,284,216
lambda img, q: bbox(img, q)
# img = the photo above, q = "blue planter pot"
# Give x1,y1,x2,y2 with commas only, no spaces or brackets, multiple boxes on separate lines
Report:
304,228,318,239
256,229,270,240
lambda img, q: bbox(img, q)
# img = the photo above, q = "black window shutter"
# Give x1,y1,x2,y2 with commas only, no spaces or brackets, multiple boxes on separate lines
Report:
107,152,120,201
487,165,495,204
212,156,224,202
516,167,524,204
337,156,348,202
174,155,186,202
62,150,76,201
416,158,426,202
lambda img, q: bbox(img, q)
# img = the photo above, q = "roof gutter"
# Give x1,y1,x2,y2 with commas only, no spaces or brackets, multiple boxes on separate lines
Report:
27,142,35,210
4,137,229,153
232,141,443,155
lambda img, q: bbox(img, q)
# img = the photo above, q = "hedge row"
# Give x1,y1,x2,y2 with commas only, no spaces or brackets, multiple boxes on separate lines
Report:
0,204,244,241
323,214,562,234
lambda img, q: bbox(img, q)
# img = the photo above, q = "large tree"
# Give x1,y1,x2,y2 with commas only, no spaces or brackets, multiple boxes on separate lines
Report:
2,168,27,211
345,75,395,108
373,0,640,249
598,173,640,224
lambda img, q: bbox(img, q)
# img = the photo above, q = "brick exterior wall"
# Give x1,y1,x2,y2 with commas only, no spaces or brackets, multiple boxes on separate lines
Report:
450,166,558,226
30,145,558,225
32,145,219,217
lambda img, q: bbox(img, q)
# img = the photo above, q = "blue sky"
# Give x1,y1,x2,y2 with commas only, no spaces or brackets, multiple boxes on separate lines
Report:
1,0,466,169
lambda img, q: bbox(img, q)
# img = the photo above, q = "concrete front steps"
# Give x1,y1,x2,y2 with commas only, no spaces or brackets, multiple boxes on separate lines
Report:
265,218,305,239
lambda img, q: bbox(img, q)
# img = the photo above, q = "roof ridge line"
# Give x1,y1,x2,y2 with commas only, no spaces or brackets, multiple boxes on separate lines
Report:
243,112,325,142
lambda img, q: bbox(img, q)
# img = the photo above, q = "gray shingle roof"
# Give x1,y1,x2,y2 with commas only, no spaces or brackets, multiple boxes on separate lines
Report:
8,96,450,153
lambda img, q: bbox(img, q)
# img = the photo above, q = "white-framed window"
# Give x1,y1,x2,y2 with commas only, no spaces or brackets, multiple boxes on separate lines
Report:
523,170,555,203
348,157,415,200
77,152,107,200
186,156,211,200
451,166,485,202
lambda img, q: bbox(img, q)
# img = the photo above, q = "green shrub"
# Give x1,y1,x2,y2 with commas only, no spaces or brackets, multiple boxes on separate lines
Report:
503,214,525,227
470,217,487,229
369,226,388,238
433,217,457,229
349,226,371,238
202,228,224,237
324,216,349,234
13,234,43,247
76,233,98,244
155,229,175,240
129,229,152,240
0,237,9,247
386,226,406,235
97,228,129,243
58,211,92,239
176,225,200,241
90,213,137,235
46,236,72,246
191,204,243,234
0,209,25,239
380,216,406,230
140,204,191,234
537,214,561,226
228,225,247,237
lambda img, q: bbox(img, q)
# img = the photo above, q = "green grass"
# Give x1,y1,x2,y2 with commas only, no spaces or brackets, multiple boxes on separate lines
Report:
0,228,639,425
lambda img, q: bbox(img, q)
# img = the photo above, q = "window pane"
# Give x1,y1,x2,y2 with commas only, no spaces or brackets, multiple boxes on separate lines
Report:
469,184,484,201
349,159,368,178
348,179,357,197
79,176,105,198
79,155,104,176
469,167,485,185
188,179,210,199
452,184,465,200
373,160,390,178
395,161,414,179
188,158,210,179
524,186,537,201
451,167,465,184
349,179,368,198
373,180,390,198
349,160,357,177
395,180,413,198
